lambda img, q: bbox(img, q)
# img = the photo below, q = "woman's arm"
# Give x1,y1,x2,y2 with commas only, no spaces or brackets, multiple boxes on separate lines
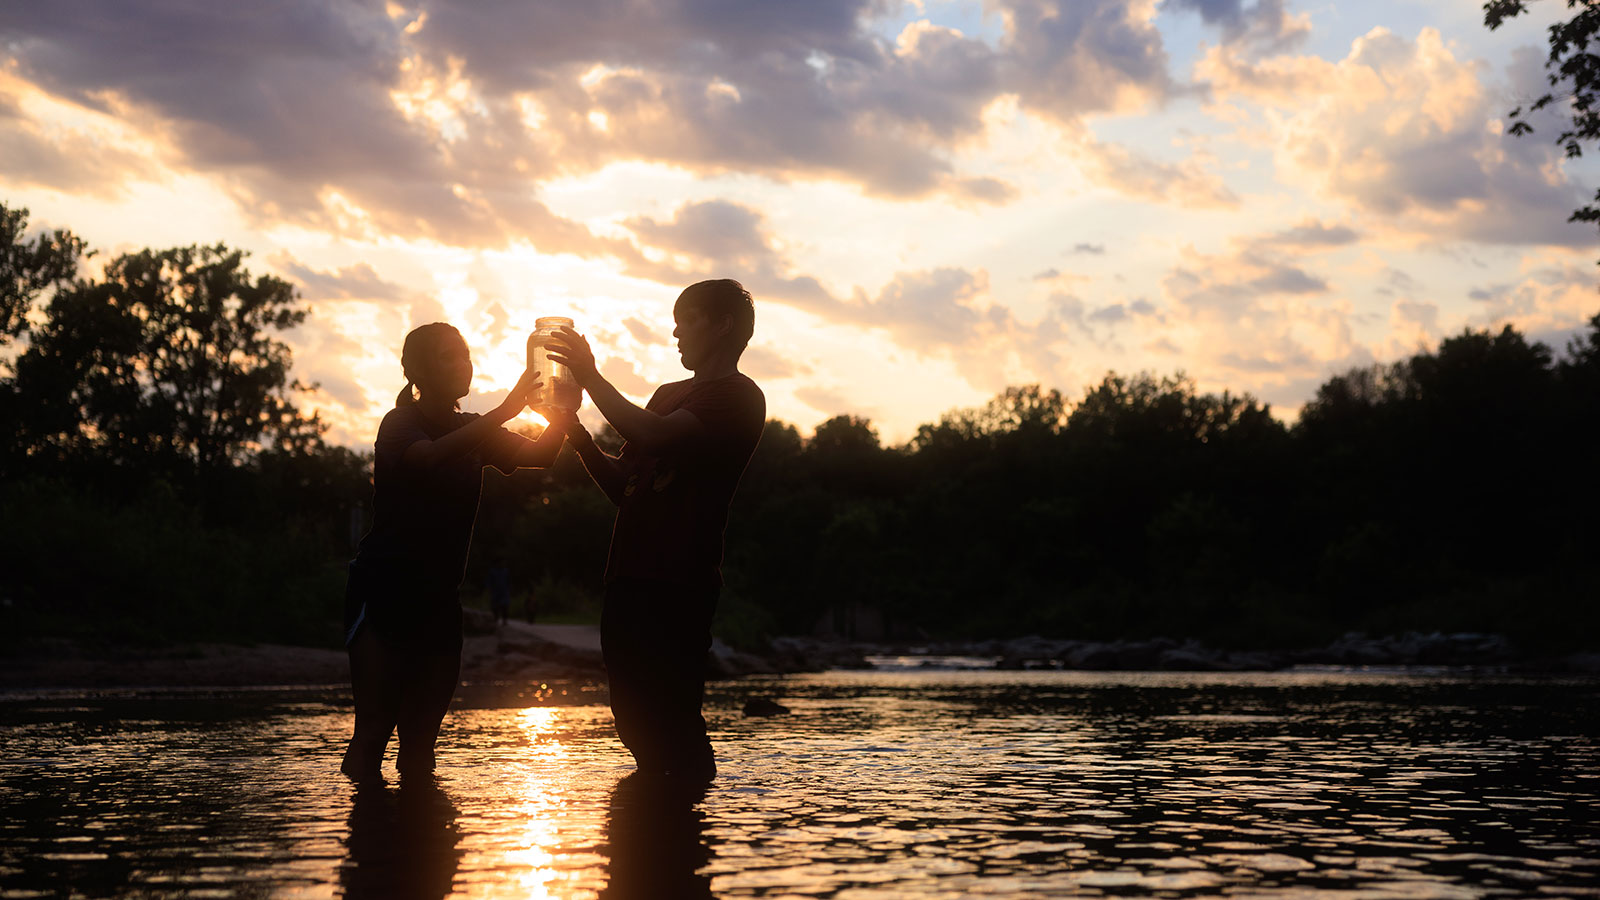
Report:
401,370,538,471
506,408,571,469
565,421,628,506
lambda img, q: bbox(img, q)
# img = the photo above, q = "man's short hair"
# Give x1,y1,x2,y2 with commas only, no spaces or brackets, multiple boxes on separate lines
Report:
676,279,754,352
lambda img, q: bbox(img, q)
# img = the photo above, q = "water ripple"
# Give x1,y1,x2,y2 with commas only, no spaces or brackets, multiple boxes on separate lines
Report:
0,671,1596,898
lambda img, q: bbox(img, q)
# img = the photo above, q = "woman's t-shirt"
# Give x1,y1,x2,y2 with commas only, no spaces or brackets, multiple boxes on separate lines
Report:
353,404,532,598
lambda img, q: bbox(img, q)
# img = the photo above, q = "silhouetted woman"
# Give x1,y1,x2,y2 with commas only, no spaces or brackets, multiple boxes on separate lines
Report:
342,322,569,781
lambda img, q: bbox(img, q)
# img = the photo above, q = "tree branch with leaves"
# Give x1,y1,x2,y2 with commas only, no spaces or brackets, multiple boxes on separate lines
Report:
1486,0,1600,230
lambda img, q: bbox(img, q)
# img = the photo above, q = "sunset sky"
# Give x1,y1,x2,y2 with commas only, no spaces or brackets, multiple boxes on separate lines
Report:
2,0,1595,445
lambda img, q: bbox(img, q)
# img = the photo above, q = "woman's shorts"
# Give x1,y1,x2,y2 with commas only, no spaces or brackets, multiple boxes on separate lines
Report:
343,561,463,654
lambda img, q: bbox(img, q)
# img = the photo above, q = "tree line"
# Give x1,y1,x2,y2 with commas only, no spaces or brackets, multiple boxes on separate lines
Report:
2,203,1596,653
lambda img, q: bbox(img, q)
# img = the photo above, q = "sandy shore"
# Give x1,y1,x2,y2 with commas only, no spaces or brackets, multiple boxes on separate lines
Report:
0,620,607,691
10,626,1587,691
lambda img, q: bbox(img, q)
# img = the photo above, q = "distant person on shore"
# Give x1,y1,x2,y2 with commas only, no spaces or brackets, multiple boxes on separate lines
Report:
342,322,571,782
487,559,512,627
548,279,765,781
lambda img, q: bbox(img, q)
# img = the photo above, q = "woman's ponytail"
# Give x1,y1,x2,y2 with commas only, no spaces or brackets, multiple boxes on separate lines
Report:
395,379,417,407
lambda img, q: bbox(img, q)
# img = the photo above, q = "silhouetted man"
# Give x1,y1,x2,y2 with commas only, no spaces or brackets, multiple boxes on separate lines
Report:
548,280,765,780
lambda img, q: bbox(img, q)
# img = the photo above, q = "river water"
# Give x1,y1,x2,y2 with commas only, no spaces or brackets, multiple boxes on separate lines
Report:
1,669,1596,898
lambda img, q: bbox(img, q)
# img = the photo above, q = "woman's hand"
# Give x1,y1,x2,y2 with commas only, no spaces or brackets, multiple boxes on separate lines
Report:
494,368,542,422
546,327,598,388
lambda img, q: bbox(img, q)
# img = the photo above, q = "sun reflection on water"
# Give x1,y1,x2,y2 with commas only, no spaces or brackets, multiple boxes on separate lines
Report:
459,706,602,899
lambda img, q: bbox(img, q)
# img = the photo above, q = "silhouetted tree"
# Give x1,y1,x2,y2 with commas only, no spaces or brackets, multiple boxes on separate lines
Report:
1485,0,1600,233
0,203,85,356
10,243,324,493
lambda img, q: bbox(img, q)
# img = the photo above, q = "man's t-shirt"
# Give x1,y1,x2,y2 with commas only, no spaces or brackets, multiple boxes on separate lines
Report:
353,404,532,598
605,373,765,589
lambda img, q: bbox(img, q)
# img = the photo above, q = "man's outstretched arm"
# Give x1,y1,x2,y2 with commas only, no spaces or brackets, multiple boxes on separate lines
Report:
546,327,706,456
507,407,572,469
565,422,628,506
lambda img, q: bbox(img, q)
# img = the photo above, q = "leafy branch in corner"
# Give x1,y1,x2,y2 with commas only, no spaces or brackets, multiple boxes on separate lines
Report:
1485,0,1600,228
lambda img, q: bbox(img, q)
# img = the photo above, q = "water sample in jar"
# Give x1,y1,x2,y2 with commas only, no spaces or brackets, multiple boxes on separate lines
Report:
526,316,583,410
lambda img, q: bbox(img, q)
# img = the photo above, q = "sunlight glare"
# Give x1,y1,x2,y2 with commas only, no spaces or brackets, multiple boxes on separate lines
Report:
463,706,592,900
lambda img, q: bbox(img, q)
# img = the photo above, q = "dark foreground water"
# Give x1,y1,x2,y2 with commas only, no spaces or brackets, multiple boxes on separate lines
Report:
1,669,1597,899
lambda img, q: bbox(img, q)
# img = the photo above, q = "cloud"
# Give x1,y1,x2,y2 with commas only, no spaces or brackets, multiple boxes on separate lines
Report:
600,357,653,397
271,252,458,353
1462,256,1599,337
619,197,1105,395
0,77,160,197
306,368,369,411
1148,224,1372,392
620,198,1065,393
794,385,877,421
1164,244,1328,322
0,0,1197,241
1070,242,1106,255
998,0,1176,121
273,256,410,303
272,253,451,346
848,267,992,347
1089,304,1129,324
1114,222,1591,416
622,316,666,346
279,313,380,429
620,199,835,309
1373,255,1595,363
1044,290,1164,349
414,0,1178,194
0,2,655,254
1199,28,1594,247
627,201,771,267
741,344,811,380
481,300,512,346
1378,267,1422,298
1258,220,1361,249
1389,298,1440,344
1164,0,1310,55
1070,131,1238,208
954,176,1020,205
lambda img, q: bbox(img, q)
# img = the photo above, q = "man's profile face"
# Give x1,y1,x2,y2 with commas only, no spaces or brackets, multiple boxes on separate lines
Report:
672,304,721,372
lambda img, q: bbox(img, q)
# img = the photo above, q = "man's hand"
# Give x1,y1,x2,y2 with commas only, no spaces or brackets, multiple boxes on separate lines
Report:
535,404,579,429
546,326,599,388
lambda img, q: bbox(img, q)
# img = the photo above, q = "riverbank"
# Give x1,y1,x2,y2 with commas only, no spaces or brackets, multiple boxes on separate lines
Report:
6,625,1596,690
705,631,1600,676
0,617,609,690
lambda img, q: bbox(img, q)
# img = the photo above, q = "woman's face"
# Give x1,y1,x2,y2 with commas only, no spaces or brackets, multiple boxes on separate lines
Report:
422,334,473,401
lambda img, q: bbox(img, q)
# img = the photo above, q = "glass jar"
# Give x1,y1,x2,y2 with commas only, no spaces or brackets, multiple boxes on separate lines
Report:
526,317,582,410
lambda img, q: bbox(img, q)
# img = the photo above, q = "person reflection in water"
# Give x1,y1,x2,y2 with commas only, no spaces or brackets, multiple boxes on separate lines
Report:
600,774,712,899
548,280,765,781
341,322,571,781
342,780,462,899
